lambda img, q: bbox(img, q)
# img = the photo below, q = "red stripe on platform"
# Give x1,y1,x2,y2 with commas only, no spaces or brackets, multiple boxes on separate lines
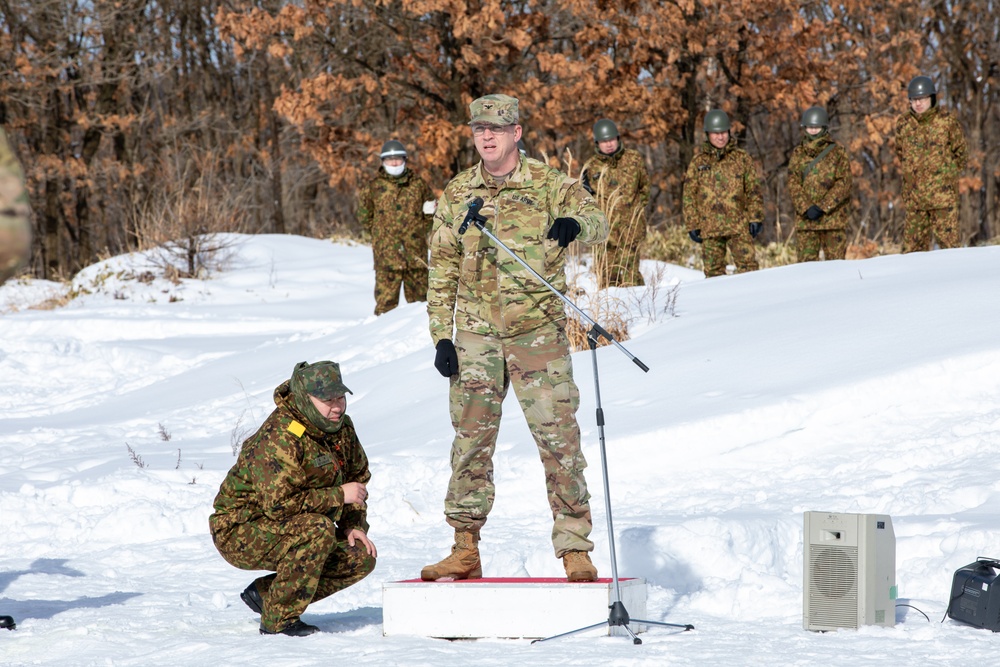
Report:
393,577,633,584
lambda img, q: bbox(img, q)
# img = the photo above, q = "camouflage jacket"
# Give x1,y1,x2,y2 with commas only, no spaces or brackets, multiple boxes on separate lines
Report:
356,167,434,271
894,105,968,211
682,139,764,238
209,380,370,537
427,155,609,344
0,126,31,284
788,133,853,232
581,147,650,245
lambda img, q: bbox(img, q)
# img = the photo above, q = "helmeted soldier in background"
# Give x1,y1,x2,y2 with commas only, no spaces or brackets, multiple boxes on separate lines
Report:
356,139,436,315
788,106,853,261
894,75,968,253
682,109,764,277
422,93,609,584
1,125,31,286
581,118,651,287
209,361,376,636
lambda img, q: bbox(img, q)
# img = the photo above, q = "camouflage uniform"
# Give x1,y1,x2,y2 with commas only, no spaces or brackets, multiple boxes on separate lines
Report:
356,167,435,314
209,362,374,633
581,147,650,287
788,132,852,261
895,105,968,253
682,137,763,277
0,126,31,284
427,152,609,557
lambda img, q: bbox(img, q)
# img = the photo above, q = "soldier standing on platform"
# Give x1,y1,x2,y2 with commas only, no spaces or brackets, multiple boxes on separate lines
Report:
356,140,436,314
422,93,609,583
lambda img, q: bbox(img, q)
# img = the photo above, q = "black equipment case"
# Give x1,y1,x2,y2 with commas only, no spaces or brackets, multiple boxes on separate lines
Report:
947,557,1000,632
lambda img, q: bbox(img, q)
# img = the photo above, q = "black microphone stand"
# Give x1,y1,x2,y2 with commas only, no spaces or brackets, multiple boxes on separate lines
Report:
466,216,694,644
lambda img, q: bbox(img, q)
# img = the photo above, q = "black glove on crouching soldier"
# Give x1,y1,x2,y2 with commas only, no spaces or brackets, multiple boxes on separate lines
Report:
434,339,459,377
547,218,581,248
748,222,763,238
805,205,825,221
689,229,703,244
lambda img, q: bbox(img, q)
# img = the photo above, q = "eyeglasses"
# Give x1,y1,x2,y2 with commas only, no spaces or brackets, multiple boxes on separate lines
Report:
472,124,514,136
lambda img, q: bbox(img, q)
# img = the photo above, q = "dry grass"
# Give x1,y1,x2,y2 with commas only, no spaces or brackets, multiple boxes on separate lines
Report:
133,153,256,279
643,225,703,270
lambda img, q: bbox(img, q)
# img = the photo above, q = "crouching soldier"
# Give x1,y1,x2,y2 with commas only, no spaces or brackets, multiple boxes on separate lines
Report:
209,361,376,636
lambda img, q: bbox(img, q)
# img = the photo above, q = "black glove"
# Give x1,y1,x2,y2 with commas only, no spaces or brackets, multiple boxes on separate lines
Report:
434,339,458,378
546,218,581,248
805,205,824,221
688,229,703,244
581,171,595,195
748,222,763,238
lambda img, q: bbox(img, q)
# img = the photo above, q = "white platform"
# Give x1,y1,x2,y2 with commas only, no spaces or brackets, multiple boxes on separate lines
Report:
382,577,647,639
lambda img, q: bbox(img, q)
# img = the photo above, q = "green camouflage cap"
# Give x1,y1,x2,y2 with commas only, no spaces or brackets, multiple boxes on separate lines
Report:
291,360,352,400
469,94,519,126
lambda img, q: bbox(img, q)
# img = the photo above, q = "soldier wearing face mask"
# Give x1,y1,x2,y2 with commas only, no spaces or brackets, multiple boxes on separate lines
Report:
356,140,437,315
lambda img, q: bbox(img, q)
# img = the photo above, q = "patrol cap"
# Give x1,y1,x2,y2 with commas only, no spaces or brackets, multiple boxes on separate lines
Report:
291,360,353,400
469,94,519,126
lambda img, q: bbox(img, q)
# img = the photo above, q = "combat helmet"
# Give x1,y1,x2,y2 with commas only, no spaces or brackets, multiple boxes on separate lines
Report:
379,140,407,159
907,76,936,99
592,119,620,143
703,109,731,133
800,106,829,128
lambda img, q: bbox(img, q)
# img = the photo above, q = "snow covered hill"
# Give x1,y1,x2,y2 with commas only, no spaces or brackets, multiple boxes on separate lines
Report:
1,235,999,665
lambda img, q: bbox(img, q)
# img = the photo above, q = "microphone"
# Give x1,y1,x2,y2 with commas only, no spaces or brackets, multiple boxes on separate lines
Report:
458,197,485,235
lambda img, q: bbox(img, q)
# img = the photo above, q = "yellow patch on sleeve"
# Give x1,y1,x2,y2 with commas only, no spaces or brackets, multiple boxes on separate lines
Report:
287,421,306,438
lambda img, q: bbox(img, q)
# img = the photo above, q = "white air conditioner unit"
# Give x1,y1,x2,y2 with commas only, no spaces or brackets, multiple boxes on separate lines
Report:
803,511,896,631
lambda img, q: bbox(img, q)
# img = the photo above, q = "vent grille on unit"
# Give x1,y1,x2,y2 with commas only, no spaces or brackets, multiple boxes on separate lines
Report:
808,546,860,627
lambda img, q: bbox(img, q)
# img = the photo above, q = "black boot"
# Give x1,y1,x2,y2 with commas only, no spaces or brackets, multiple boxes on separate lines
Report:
0,615,15,630
259,619,320,637
240,573,275,615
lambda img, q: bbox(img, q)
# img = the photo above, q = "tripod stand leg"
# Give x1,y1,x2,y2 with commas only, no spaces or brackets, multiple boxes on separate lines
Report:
621,622,642,645
630,618,696,631
530,620,609,644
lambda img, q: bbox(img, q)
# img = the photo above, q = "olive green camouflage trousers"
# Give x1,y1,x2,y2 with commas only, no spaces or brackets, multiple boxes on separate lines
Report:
213,513,375,632
374,266,427,315
902,205,959,253
702,232,759,278
797,228,847,262
444,325,594,558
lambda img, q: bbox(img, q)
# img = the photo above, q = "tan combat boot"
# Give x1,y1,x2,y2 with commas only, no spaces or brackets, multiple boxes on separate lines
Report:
563,550,598,582
420,530,483,581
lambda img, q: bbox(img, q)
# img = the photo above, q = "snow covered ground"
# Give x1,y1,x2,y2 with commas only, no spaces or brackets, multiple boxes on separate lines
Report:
1,234,999,666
